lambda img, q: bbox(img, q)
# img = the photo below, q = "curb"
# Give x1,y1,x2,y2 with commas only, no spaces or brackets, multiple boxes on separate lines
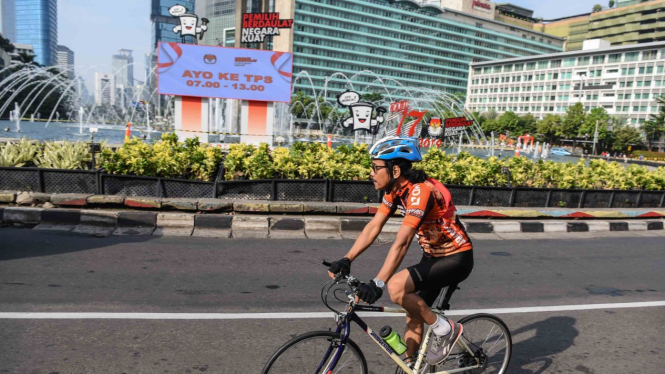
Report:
1,191,664,219
2,206,664,239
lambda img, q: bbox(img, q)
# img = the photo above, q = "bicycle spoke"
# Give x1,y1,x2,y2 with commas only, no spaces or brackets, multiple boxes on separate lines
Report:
486,333,505,354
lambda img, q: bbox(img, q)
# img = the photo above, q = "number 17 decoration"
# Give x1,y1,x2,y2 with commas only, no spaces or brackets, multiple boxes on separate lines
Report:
337,91,386,135
390,100,427,137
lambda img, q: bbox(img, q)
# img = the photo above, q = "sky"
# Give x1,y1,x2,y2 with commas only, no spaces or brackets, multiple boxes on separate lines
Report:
57,0,607,92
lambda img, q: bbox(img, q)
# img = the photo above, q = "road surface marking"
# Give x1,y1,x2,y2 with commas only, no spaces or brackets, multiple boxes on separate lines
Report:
1,301,664,319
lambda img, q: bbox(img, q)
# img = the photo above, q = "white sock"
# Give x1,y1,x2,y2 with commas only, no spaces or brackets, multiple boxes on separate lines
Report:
431,315,452,336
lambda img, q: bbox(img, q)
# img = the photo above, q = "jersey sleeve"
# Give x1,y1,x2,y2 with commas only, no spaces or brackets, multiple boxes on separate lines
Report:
377,192,396,216
401,183,433,229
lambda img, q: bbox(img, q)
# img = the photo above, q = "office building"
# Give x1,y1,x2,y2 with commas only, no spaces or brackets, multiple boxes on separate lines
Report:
57,45,75,80
112,49,134,88
14,0,58,66
1,0,16,42
9,42,34,60
197,0,236,47
94,72,116,106
534,0,665,51
466,40,665,126
151,0,196,51
290,0,564,101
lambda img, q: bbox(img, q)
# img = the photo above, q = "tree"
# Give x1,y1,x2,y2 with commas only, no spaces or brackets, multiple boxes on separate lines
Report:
360,92,384,103
14,51,40,66
612,124,642,151
561,102,586,139
536,114,563,144
579,107,611,152
485,108,498,120
518,113,538,136
641,97,665,151
609,0,615,8
592,4,603,12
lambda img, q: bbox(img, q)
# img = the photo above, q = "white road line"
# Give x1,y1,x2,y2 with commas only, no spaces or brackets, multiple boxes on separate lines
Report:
1,301,665,320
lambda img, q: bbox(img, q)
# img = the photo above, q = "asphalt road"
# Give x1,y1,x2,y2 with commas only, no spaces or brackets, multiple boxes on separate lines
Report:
1,228,664,374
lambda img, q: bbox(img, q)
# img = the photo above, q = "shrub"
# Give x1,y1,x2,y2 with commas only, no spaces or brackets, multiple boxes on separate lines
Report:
0,138,40,167
35,141,91,169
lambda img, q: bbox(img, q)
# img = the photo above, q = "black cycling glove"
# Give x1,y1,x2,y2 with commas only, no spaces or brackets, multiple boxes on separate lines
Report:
358,280,383,305
328,257,351,275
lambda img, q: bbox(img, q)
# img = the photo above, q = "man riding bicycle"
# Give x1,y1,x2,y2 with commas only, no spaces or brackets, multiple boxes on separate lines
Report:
328,136,474,369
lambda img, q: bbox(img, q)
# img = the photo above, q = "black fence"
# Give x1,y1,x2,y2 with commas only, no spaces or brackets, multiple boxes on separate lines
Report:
1,166,664,207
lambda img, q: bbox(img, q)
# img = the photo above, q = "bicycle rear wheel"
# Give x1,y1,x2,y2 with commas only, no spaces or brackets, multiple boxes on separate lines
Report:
425,313,512,374
262,331,368,374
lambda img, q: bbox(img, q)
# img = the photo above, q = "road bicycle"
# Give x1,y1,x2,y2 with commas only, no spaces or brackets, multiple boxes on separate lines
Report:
262,261,512,374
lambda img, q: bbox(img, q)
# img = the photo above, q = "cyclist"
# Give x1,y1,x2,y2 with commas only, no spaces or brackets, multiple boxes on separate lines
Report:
328,136,474,368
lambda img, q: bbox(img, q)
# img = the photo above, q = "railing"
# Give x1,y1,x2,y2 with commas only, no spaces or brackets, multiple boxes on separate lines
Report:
1,166,664,207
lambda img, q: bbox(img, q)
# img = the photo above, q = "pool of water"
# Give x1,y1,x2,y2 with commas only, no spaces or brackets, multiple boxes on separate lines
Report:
0,120,166,144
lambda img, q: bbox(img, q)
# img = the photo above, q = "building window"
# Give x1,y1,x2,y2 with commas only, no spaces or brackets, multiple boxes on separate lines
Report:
526,62,536,70
592,55,605,64
608,53,621,63
515,63,524,71
538,61,548,69
504,64,512,72
551,60,562,68
624,52,638,62
563,58,576,67
493,66,501,73
658,66,664,74
643,50,657,60
578,57,590,66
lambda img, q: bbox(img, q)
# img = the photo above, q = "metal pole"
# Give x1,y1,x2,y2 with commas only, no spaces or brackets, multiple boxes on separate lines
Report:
592,119,599,155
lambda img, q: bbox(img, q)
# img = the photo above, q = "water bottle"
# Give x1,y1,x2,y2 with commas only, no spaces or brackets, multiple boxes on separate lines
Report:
379,326,408,355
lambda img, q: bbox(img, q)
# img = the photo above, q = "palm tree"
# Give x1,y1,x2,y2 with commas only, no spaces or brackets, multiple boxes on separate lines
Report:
14,52,40,66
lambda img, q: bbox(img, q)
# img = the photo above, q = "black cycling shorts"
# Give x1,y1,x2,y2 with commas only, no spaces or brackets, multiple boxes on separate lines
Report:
407,250,474,307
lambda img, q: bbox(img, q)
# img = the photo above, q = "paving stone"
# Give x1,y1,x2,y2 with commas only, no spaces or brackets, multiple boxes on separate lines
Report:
609,222,629,231
463,221,494,233
161,198,198,211
302,202,337,214
232,215,269,238
194,215,233,229
627,221,648,231
269,202,304,213
567,222,589,232
542,222,568,232
234,200,270,213
124,196,162,209
520,222,544,233
197,199,233,212
0,191,16,203
336,203,369,215
647,221,664,230
42,202,55,209
15,192,36,205
50,193,91,207
87,195,125,205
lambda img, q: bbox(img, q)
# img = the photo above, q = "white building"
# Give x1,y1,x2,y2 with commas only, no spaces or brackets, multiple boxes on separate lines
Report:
94,72,115,106
466,40,665,126
57,45,75,80
9,43,34,60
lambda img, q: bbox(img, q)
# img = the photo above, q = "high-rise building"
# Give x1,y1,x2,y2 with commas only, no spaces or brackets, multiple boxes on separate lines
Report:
112,49,134,88
94,72,116,106
289,0,564,101
196,0,236,47
0,0,17,42
465,40,665,126
57,45,75,80
151,0,196,51
533,0,665,51
14,0,58,66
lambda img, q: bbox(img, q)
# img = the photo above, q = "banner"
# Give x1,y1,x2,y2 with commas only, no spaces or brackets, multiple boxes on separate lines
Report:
443,117,474,137
241,13,293,43
157,42,293,102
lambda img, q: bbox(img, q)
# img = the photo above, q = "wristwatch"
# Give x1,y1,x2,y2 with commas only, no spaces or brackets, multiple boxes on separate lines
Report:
373,278,386,290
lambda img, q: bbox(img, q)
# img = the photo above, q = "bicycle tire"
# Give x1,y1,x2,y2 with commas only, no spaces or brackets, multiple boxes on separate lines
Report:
456,313,512,374
262,330,368,374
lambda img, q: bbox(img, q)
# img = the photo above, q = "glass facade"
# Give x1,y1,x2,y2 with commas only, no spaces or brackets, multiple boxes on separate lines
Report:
1,0,17,42
151,0,197,50
201,0,236,47
292,0,563,101
14,0,57,66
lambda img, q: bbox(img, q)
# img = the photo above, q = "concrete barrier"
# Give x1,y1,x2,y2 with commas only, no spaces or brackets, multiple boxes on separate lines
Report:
304,217,342,239
113,211,156,236
73,210,119,236
153,213,195,236
35,209,80,231
3,207,43,225
340,218,371,239
51,193,90,207
192,215,232,238
161,198,198,211
269,216,306,239
232,215,269,238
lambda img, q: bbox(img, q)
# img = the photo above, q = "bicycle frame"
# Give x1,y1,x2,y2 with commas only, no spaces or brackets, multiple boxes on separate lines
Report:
320,304,481,374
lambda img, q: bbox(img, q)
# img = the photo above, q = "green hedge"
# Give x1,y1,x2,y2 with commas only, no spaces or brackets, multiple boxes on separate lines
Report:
224,142,665,190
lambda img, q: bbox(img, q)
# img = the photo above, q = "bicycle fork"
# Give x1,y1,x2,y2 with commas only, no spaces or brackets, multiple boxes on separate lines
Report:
316,322,350,374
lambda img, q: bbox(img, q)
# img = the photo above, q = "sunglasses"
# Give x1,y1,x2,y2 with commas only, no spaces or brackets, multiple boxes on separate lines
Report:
371,164,390,173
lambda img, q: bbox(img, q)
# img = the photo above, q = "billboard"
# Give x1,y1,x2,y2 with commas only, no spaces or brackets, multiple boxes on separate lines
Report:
157,42,293,102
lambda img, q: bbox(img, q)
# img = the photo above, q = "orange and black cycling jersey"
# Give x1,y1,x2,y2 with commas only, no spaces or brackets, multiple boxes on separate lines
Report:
377,178,472,257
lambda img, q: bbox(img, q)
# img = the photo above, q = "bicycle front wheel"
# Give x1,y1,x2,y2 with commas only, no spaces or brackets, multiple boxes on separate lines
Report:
262,330,368,374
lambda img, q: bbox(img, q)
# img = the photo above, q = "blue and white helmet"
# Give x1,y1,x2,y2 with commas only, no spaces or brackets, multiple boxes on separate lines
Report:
369,136,422,162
